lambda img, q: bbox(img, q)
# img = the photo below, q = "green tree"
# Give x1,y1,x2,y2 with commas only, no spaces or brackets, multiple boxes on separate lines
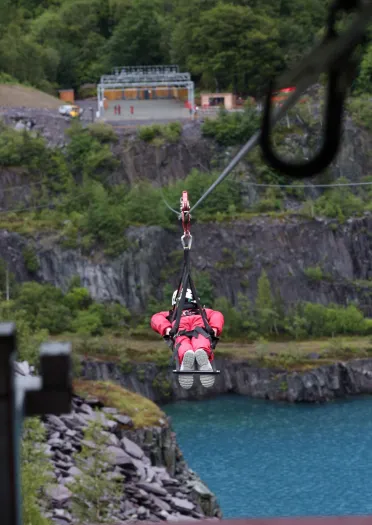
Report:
255,269,279,335
107,0,167,67
176,3,283,94
21,417,53,525
67,419,124,523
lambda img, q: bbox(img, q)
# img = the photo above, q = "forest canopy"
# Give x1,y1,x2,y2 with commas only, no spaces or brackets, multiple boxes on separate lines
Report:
2,0,371,97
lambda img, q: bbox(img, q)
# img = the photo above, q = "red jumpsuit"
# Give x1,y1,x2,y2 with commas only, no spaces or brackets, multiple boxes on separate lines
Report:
151,308,224,363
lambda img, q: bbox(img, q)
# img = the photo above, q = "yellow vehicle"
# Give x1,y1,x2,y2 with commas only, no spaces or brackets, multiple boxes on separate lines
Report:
58,104,83,118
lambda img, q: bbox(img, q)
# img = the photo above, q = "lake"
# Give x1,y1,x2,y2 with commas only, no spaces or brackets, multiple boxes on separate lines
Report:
163,395,372,518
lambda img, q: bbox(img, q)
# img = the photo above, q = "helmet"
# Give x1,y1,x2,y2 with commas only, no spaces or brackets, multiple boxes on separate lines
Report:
171,288,197,307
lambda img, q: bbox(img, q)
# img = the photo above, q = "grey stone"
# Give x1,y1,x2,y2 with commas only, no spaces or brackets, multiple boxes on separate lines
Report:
53,509,72,522
151,495,172,512
47,415,67,431
67,466,82,477
78,403,94,415
59,476,75,486
48,438,64,448
102,407,119,414
121,437,144,459
191,480,213,497
65,429,77,438
137,482,168,496
114,414,134,427
170,497,195,512
131,458,147,481
45,485,72,503
106,446,135,466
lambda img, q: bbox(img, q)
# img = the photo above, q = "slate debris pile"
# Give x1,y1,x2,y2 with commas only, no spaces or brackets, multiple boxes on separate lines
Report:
15,361,220,525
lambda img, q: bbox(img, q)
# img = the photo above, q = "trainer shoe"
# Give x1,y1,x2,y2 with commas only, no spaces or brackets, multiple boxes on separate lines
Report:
179,350,195,389
195,349,215,388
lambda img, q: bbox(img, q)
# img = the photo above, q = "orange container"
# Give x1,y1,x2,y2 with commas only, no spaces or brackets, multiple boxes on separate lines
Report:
59,89,75,103
125,89,138,99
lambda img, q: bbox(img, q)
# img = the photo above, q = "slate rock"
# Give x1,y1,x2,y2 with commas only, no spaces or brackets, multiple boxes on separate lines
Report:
53,509,72,522
67,466,82,477
151,495,171,512
137,482,168,496
170,497,195,512
106,446,135,466
121,437,144,459
102,407,119,414
131,458,147,480
78,403,94,415
114,414,134,427
47,415,67,431
45,485,72,503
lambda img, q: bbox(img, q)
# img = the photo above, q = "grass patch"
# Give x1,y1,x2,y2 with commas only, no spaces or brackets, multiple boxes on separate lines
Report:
73,379,165,428
58,332,372,373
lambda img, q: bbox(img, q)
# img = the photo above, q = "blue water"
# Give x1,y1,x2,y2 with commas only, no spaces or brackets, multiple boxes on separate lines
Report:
162,395,372,518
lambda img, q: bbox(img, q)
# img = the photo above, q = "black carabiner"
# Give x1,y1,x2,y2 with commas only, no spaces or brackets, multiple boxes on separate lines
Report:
259,0,360,179
259,70,346,179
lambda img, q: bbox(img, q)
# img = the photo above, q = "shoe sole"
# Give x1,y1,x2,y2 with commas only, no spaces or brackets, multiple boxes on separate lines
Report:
179,351,195,389
195,349,215,388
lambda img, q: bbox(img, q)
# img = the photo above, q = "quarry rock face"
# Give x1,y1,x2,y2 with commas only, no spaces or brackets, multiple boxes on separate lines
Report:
82,357,372,405
3,215,372,314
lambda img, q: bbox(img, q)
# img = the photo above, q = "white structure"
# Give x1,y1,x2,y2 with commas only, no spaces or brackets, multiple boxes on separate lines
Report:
96,65,195,118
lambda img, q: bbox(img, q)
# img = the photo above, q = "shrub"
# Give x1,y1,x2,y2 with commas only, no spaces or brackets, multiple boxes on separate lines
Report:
138,122,182,143
71,308,104,336
67,419,124,523
21,417,53,525
304,266,323,281
201,103,260,146
86,123,118,144
23,246,40,273
311,179,364,221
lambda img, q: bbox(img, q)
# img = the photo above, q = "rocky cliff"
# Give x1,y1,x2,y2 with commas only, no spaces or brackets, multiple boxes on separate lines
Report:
16,361,221,525
81,356,372,404
3,213,372,314
0,109,216,210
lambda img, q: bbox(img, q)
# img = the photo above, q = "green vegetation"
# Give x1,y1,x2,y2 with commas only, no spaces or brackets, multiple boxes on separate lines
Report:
0,270,130,366
21,417,53,525
67,419,124,523
304,266,324,281
202,102,260,146
73,379,166,427
138,122,182,145
0,0,331,96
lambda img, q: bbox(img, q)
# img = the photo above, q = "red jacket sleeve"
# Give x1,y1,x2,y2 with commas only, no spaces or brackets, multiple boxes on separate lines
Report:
151,311,172,337
205,309,224,337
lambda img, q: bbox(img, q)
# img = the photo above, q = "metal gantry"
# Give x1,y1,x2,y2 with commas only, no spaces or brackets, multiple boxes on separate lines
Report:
97,64,194,118
0,323,72,525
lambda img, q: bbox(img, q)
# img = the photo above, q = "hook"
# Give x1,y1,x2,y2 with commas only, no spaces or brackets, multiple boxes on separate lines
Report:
260,69,346,179
259,0,361,179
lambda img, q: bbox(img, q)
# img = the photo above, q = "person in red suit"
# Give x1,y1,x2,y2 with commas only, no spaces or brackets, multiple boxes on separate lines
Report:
151,288,224,389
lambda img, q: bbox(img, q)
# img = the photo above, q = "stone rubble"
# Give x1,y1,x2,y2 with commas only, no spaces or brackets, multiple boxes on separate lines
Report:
15,361,221,524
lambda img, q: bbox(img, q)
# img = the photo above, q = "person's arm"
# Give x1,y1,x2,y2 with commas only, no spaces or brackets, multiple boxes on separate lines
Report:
205,309,225,337
150,311,172,337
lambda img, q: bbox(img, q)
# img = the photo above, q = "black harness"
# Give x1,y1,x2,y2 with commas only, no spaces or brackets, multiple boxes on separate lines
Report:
163,245,220,373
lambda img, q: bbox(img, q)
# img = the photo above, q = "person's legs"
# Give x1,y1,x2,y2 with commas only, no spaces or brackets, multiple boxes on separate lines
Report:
176,336,195,389
191,335,215,388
